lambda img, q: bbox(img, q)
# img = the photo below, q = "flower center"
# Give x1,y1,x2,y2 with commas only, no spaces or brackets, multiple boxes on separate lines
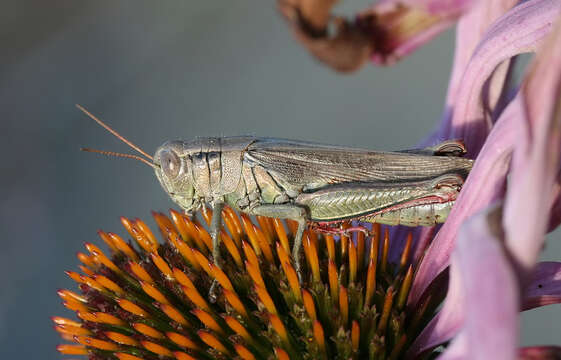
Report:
55,207,444,359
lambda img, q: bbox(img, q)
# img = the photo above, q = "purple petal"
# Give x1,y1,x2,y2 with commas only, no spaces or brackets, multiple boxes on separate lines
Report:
519,346,561,359
503,16,561,277
444,0,518,108
408,98,517,307
522,261,561,311
437,0,560,157
409,1,561,306
409,205,519,359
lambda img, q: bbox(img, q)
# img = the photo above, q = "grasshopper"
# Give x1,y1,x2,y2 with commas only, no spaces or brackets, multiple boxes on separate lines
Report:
79,106,473,285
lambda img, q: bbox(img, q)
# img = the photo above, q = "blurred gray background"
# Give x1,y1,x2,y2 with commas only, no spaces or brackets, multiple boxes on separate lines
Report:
1,1,559,358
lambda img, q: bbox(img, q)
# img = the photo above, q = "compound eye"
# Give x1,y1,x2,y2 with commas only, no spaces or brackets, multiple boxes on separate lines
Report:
160,150,181,179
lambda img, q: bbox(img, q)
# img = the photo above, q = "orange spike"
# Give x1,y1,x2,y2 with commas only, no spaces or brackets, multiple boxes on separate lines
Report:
121,217,156,253
166,332,199,349
284,261,302,302
172,268,195,288
52,317,82,327
302,290,316,321
240,214,262,256
115,353,144,360
369,229,379,263
97,230,120,253
56,344,88,355
152,212,178,238
63,300,89,313
105,331,139,346
133,323,164,339
55,324,92,337
194,221,213,251
170,209,195,247
85,243,122,274
223,206,243,246
210,264,234,292
339,286,348,326
117,299,149,317
200,205,213,226
276,242,290,269
94,275,124,296
224,316,251,340
364,259,376,308
328,260,339,302
107,232,139,261
223,289,248,317
77,252,96,269
235,344,257,360
325,234,335,262
75,336,119,351
181,285,210,312
381,228,389,273
160,303,189,326
340,224,350,260
254,224,274,264
357,231,365,272
198,330,230,355
256,216,274,242
134,218,159,246
351,320,360,352
77,311,126,326
275,347,291,360
170,234,201,270
269,314,288,342
246,260,265,288
151,253,174,279
192,249,213,276
140,281,170,304
272,218,290,254
397,265,414,310
377,287,394,334
127,261,153,283
306,234,320,283
286,219,299,236
349,239,357,284
80,274,104,292
221,230,243,268
313,321,326,352
79,265,95,276
242,241,260,268
141,341,173,357
192,309,223,334
183,216,210,253
255,285,278,315
174,351,197,360
400,232,413,269
57,289,87,303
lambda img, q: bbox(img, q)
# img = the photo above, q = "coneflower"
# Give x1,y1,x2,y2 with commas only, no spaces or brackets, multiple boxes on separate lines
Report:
55,206,439,360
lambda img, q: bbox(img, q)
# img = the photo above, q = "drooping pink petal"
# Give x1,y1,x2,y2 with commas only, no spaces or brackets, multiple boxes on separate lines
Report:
279,0,477,71
519,346,561,359
438,0,561,157
443,0,518,108
503,16,561,277
409,206,520,359
364,0,473,65
522,261,561,311
410,1,561,306
408,97,517,307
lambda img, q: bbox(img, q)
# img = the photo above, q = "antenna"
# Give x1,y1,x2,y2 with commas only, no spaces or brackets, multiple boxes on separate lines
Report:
76,104,153,161
80,148,156,169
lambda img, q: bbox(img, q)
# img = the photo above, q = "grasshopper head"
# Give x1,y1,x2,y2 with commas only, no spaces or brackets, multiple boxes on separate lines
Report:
154,141,197,213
